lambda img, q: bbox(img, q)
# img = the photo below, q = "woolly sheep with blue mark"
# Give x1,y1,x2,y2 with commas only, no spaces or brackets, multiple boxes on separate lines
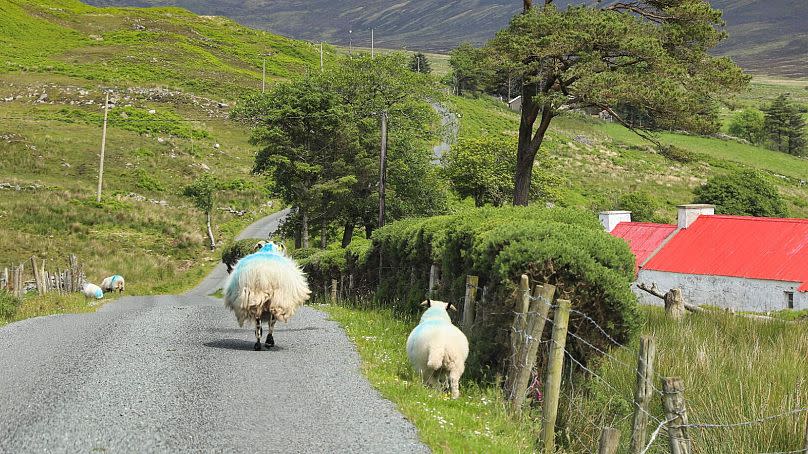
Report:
406,299,469,399
100,275,125,293
224,241,311,351
82,282,104,301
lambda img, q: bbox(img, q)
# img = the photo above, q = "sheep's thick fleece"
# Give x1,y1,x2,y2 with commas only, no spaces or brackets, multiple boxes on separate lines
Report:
406,303,469,398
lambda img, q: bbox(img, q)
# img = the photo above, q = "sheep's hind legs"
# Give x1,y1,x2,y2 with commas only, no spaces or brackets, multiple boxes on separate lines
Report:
254,317,263,351
264,314,276,348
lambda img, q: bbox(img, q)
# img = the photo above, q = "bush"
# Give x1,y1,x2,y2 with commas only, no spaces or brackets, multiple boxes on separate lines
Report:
693,170,788,217
616,191,663,223
728,108,765,144
302,206,640,372
659,144,695,163
220,238,260,272
0,291,21,321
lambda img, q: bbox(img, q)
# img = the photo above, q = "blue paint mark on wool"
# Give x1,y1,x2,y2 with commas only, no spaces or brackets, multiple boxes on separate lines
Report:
110,275,122,284
94,288,103,299
419,306,451,324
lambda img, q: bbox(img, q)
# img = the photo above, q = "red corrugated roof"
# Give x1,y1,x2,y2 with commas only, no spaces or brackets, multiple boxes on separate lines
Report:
610,222,678,269
644,215,808,291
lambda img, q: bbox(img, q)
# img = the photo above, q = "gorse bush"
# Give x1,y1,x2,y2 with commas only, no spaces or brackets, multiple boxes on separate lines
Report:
302,206,640,372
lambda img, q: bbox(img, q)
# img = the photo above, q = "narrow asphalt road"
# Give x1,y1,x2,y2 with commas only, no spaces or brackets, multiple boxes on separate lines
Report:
0,209,427,453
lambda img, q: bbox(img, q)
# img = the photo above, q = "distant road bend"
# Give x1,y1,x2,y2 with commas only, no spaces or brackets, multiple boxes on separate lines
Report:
0,208,427,453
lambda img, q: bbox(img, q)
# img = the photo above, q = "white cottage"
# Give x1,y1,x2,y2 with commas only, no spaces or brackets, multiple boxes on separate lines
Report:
604,205,808,312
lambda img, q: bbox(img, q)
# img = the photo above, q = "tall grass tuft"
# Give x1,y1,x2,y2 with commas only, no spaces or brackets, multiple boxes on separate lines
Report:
560,307,808,453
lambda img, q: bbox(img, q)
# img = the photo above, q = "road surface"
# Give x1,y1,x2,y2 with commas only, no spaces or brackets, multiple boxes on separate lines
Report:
0,209,427,453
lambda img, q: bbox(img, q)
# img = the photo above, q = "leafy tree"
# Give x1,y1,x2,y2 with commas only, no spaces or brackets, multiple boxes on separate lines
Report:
728,108,765,144
763,94,806,156
182,173,221,250
233,54,446,248
331,54,446,241
409,52,431,74
443,136,516,207
449,43,488,96
693,170,788,218
486,2,748,205
231,73,357,248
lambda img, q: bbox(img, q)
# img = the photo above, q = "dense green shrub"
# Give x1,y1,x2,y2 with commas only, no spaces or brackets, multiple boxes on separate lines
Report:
302,206,640,371
693,170,788,218
617,191,664,223
220,238,261,273
0,291,21,322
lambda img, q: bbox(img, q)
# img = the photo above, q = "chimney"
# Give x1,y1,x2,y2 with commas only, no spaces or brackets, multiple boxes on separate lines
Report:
677,204,714,229
599,211,631,232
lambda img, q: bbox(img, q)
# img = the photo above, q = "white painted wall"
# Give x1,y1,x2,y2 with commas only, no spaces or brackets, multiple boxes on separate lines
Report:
634,270,808,312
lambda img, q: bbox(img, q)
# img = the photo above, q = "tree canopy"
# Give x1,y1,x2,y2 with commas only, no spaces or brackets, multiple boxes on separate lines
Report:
232,53,447,248
484,1,748,205
763,94,806,156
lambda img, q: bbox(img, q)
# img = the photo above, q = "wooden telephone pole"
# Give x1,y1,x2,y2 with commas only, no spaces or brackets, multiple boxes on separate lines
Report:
96,92,109,202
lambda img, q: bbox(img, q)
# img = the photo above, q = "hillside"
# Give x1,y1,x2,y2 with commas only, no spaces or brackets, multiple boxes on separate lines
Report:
0,0,322,320
81,0,808,77
450,94,808,220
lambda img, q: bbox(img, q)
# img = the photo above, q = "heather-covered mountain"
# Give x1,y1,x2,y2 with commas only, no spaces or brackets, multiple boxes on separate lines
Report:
82,0,807,77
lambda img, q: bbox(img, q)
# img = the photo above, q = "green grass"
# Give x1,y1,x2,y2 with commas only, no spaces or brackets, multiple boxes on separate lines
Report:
320,303,540,453
560,307,808,453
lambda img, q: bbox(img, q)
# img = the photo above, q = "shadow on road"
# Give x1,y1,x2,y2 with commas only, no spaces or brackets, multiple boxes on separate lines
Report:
203,339,287,351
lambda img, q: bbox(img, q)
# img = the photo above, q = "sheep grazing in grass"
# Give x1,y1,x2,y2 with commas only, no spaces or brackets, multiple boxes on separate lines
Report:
407,299,469,399
223,241,311,351
100,275,125,293
82,282,104,301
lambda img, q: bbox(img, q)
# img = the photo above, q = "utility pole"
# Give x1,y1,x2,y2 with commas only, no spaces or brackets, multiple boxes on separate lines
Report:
417,54,420,73
371,28,374,58
96,92,109,203
320,42,324,72
349,30,352,56
262,57,266,93
378,111,387,228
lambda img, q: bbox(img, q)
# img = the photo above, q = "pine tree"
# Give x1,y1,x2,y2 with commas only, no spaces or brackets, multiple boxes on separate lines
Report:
409,52,431,74
763,94,806,156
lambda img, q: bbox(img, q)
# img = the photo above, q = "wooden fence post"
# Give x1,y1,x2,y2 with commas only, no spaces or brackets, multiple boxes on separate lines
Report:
41,259,47,293
505,275,531,395
330,278,338,302
662,377,691,454
598,427,621,454
665,288,685,320
68,254,78,292
2,267,7,291
541,298,571,454
630,335,657,454
31,257,44,296
462,275,478,334
508,283,556,412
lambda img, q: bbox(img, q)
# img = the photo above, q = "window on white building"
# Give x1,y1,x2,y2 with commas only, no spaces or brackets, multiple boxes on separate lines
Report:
785,291,795,309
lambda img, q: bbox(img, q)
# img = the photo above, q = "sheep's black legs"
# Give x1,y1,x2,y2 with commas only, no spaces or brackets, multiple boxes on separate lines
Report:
264,314,275,347
254,317,263,351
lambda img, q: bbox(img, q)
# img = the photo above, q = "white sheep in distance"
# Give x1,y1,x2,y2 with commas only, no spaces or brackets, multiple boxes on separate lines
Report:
223,241,311,351
82,282,104,301
100,275,125,293
406,299,469,399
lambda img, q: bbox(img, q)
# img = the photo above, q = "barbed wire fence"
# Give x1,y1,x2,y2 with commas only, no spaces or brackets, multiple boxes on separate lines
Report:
318,262,808,453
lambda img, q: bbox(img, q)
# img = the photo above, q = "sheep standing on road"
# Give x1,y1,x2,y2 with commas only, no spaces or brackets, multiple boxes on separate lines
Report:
224,241,311,350
406,299,469,399
100,275,125,293
82,282,104,301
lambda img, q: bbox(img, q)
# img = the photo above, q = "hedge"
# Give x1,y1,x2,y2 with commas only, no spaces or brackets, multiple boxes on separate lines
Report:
302,205,640,370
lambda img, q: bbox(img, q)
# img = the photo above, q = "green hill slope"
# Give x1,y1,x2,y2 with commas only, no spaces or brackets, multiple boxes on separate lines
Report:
451,95,808,220
0,0,323,322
